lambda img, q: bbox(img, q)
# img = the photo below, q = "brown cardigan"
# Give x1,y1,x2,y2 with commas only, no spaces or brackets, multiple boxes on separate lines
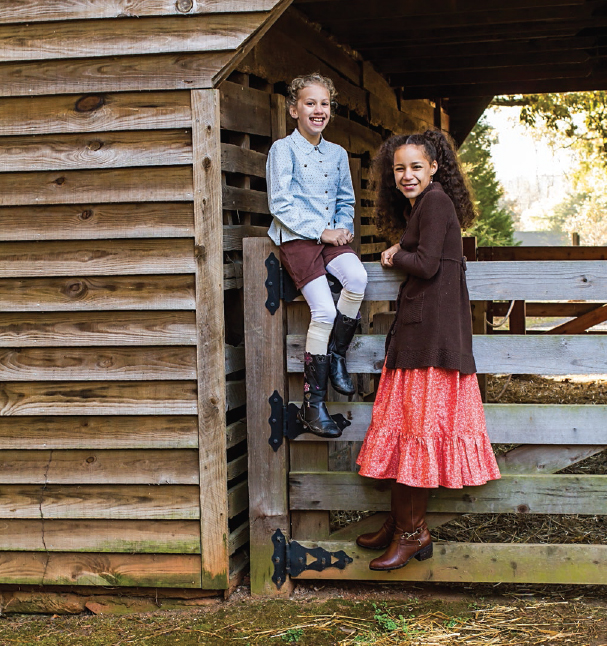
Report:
384,182,476,374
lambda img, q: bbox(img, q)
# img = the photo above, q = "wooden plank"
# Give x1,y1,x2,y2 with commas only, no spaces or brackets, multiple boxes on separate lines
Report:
324,115,383,156
0,203,193,241
219,81,271,137
478,246,607,261
0,92,192,137
223,185,270,214
360,242,387,256
362,61,398,110
221,143,266,177
0,553,201,588
192,89,228,589
0,416,198,450
292,541,607,585
228,480,249,519
226,380,247,412
223,224,269,251
0,167,193,206
495,302,605,318
0,450,199,485
243,237,291,596
0,14,267,62
0,275,195,312
0,484,200,519
362,260,607,301
292,402,607,445
0,1,281,23
0,312,196,347
228,521,249,556
287,334,607,375
0,130,192,172
290,472,607,515
226,420,247,450
227,453,248,481
545,303,607,334
0,381,198,415
0,52,233,97
0,346,197,381
497,445,604,474
0,519,200,554
0,239,195,277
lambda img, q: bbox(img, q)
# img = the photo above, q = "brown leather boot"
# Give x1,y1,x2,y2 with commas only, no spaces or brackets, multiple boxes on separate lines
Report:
369,484,432,571
356,514,395,550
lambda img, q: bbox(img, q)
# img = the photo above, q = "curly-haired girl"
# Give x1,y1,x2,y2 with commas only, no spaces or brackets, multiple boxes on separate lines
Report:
355,130,500,570
266,73,367,438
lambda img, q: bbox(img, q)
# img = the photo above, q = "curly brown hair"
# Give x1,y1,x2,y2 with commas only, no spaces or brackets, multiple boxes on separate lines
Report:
371,130,476,242
286,73,338,114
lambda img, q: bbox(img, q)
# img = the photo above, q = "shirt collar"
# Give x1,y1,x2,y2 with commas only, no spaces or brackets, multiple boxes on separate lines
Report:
290,127,327,155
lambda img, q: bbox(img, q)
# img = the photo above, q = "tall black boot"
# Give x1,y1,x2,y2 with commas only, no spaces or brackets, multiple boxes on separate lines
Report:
298,352,342,438
328,311,359,396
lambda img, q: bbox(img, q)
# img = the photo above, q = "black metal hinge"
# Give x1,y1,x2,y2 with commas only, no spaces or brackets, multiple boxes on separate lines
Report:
271,528,353,589
268,391,350,452
264,252,300,314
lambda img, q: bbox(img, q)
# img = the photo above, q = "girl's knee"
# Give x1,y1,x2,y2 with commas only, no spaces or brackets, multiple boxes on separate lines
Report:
345,265,368,294
311,303,337,326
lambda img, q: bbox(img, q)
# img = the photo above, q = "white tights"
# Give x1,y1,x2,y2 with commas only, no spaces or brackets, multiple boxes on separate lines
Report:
301,253,368,354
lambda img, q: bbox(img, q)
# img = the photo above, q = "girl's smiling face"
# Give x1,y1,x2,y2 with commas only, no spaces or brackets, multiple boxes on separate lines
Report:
289,83,331,144
393,144,438,206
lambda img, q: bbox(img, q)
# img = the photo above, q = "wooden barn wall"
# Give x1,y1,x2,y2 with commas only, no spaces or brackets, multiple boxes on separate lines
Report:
0,1,293,591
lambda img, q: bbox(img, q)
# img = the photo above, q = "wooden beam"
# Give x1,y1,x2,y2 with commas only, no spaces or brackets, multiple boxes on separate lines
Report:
288,333,607,375
0,52,234,97
289,472,607,515
243,237,291,596
545,303,607,334
290,402,607,445
478,246,607,260
191,89,229,590
291,541,607,585
362,260,607,302
0,416,198,450
0,1,283,23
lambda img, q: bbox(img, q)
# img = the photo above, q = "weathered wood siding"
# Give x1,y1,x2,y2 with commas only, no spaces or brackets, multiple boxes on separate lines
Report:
0,0,290,590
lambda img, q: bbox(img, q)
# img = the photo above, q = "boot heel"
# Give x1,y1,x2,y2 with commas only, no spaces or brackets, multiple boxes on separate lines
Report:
415,544,433,561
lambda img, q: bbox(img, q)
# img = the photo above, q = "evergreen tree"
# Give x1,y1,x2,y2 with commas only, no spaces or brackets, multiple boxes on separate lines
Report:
459,118,516,246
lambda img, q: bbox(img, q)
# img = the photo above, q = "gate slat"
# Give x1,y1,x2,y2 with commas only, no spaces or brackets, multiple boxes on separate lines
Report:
287,334,607,375
290,402,607,445
290,472,607,515
363,260,607,301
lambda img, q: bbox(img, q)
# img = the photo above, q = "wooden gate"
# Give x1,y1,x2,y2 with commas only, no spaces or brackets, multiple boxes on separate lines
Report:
245,237,607,595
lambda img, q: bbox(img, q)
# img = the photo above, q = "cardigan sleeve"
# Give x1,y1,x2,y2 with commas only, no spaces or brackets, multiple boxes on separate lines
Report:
391,192,454,280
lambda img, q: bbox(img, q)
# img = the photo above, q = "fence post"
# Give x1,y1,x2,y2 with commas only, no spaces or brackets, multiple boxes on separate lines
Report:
243,237,292,596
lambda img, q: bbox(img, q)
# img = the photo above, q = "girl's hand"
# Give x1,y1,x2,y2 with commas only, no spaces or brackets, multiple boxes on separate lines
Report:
321,228,354,246
381,243,401,267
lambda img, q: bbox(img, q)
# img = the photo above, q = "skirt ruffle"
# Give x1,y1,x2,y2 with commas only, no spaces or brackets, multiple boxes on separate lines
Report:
356,365,501,489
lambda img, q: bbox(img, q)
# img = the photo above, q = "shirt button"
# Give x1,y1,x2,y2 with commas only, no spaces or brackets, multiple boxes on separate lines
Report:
304,164,307,167
325,191,328,194
325,174,328,177
325,207,329,210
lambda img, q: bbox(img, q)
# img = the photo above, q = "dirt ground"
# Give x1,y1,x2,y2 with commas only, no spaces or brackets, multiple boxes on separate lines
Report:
3,581,607,645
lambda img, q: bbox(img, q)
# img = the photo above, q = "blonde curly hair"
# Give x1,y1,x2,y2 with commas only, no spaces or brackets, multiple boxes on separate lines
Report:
286,73,338,113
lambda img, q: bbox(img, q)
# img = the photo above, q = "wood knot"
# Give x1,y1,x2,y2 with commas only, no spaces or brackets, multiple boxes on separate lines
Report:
54,176,66,186
79,209,94,221
194,244,207,261
87,140,103,151
202,156,212,170
86,456,96,464
175,0,193,12
63,280,87,299
74,95,105,113
210,397,218,406
517,504,530,513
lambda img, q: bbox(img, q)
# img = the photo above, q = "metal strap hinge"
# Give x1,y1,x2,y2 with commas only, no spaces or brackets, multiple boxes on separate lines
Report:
271,529,353,589
264,252,300,314
267,391,351,452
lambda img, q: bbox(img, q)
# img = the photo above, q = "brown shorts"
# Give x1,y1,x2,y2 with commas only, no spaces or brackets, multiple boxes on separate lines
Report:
279,239,356,290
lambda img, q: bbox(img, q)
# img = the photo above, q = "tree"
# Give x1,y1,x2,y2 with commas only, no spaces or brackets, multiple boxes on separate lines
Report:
492,92,607,165
458,118,516,246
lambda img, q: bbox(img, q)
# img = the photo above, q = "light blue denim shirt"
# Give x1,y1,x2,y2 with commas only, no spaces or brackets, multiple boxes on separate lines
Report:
266,128,355,245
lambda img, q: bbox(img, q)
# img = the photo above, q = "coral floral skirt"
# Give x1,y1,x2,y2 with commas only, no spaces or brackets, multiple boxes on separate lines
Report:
356,365,501,489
